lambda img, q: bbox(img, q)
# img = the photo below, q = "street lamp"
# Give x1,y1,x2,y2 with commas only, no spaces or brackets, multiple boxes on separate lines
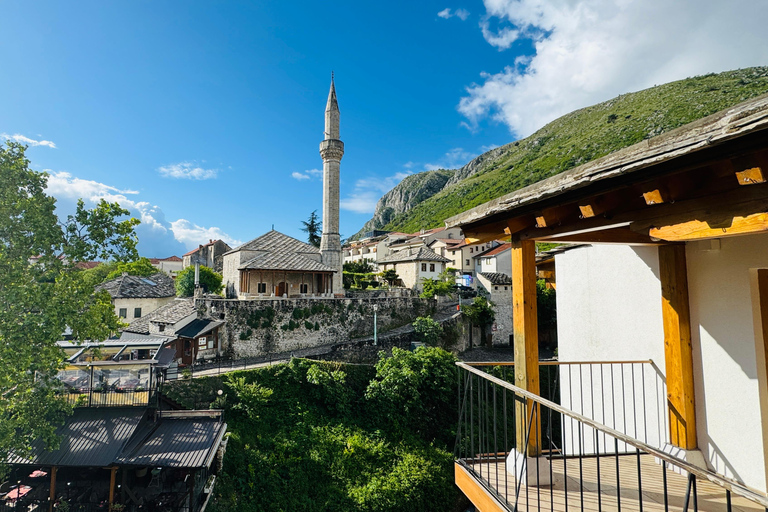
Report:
373,304,378,346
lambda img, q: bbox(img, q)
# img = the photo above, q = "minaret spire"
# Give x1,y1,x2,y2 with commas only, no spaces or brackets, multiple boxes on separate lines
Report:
319,75,344,296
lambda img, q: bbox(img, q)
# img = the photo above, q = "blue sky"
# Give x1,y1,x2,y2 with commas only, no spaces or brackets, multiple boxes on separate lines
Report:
3,1,767,257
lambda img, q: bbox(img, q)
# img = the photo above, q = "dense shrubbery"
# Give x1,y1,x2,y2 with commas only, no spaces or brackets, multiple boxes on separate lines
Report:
165,348,463,512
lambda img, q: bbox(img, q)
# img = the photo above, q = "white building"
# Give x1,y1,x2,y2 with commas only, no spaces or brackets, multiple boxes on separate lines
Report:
97,272,176,322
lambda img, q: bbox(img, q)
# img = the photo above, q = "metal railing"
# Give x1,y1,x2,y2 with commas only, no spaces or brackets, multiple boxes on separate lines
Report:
59,389,156,407
455,361,768,512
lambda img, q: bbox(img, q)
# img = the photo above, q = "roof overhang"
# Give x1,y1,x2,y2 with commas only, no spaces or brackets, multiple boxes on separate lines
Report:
446,94,768,246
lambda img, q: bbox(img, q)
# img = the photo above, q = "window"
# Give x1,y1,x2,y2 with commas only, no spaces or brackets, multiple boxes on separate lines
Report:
451,250,455,255
134,307,142,318
257,282,267,293
421,263,427,271
470,247,473,253
429,263,435,272
495,286,498,290
504,286,508,290
465,259,470,266
158,324,165,332
198,336,207,348
118,308,127,319
485,258,491,264
300,283,308,293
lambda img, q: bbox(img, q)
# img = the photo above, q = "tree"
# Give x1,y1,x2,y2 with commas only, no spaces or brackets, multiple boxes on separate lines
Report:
381,269,399,287
420,267,457,298
301,210,322,248
0,142,140,465
105,257,158,280
175,265,223,296
461,296,496,347
412,316,443,346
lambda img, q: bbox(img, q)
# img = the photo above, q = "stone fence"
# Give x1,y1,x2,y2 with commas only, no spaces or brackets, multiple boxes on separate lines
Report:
196,296,435,358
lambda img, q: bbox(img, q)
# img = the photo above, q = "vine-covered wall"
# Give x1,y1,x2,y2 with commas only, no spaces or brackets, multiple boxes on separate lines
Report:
197,297,436,357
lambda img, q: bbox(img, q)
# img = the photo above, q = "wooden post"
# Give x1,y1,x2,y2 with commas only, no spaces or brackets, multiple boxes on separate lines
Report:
511,238,541,456
48,466,57,512
659,244,697,449
108,466,118,512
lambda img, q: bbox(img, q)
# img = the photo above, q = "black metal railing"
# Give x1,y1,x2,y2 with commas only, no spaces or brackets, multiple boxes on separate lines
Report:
59,388,156,408
455,361,768,512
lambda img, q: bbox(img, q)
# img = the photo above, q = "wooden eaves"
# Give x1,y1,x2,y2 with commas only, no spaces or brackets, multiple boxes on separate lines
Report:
445,93,768,245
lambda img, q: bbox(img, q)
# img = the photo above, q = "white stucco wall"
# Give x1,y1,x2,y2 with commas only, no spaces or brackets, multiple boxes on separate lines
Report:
555,239,768,491
686,234,768,490
555,245,668,452
113,297,175,321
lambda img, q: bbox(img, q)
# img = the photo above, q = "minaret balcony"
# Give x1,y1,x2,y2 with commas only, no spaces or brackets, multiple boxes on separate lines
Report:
319,139,344,160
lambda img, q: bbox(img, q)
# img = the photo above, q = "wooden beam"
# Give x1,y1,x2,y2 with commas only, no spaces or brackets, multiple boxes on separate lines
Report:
735,167,766,185
454,463,506,512
659,244,697,450
650,211,768,241
48,466,57,512
643,188,668,205
511,239,541,456
108,466,118,512
535,226,661,245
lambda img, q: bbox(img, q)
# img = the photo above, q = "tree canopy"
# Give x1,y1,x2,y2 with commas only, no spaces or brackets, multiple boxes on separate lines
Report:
300,210,322,248
105,257,158,280
0,142,140,465
175,265,224,296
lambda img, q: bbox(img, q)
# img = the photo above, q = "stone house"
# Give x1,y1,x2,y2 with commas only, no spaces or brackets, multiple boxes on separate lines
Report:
377,246,450,291
123,298,223,365
222,230,338,299
182,239,232,273
97,272,176,322
149,255,183,275
446,239,502,287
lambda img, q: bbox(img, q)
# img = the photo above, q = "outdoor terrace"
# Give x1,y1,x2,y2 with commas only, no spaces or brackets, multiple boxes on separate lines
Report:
455,361,768,512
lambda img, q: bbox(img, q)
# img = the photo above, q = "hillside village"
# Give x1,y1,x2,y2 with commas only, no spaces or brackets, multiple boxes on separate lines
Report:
5,41,768,512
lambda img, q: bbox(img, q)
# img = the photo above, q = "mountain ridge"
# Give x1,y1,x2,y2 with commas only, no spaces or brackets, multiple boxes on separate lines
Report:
352,67,768,239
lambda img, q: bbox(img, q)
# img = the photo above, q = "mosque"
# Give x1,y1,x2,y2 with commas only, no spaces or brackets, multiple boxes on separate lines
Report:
221,78,344,299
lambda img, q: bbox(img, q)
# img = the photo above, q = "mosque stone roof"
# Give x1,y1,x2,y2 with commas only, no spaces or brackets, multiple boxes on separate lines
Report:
97,272,175,300
227,230,336,273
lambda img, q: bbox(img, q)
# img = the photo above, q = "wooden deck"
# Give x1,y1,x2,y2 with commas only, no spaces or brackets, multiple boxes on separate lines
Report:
458,454,764,512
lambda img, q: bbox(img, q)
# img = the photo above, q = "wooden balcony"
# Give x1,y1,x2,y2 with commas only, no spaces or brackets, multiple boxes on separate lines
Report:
456,455,763,512
455,362,768,512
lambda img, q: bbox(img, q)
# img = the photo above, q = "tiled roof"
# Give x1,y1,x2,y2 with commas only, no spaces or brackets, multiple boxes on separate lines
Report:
183,240,218,257
431,238,463,245
75,261,101,270
239,251,336,272
481,272,513,285
176,319,224,339
226,230,319,256
474,242,512,259
123,298,196,334
149,255,182,263
378,246,451,264
97,272,176,299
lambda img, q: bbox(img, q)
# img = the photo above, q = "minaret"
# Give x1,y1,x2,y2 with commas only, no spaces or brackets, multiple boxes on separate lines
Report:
319,76,344,295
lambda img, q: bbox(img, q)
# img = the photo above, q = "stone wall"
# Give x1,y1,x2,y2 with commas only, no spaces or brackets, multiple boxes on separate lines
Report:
197,297,436,358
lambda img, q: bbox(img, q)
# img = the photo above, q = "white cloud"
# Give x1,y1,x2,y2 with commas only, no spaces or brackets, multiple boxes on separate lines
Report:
438,7,470,20
461,0,768,138
158,162,218,180
291,168,323,181
170,219,243,250
424,147,477,170
2,133,56,148
340,172,412,214
45,171,237,256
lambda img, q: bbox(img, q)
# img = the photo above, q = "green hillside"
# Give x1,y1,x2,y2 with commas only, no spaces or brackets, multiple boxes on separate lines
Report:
378,67,768,234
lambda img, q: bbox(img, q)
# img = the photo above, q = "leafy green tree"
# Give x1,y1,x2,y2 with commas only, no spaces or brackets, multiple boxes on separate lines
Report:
343,259,375,274
175,265,223,296
106,257,157,280
380,269,399,286
419,267,457,298
301,210,322,248
365,346,458,444
412,316,443,346
0,142,140,465
461,296,496,347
